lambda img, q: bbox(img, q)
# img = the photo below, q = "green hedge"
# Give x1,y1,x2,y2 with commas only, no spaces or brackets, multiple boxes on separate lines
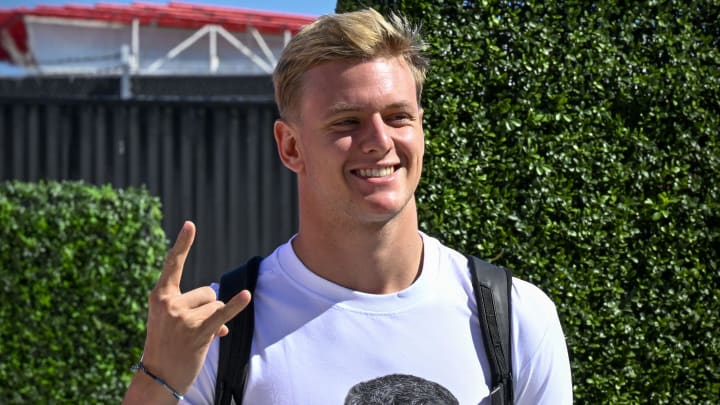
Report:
335,1,720,403
0,181,166,403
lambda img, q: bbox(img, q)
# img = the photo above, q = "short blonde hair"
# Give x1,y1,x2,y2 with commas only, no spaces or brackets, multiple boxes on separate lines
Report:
273,8,429,120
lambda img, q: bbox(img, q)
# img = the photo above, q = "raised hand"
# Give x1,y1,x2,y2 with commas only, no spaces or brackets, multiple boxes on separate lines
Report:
123,221,252,404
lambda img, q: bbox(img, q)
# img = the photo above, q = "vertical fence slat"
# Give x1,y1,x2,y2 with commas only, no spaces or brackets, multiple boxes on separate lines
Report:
178,106,196,289
193,107,208,289
94,105,107,184
78,106,92,180
259,108,274,251
0,104,6,180
245,107,260,255
26,105,39,181
45,105,60,180
128,106,141,185
12,104,24,178
227,107,244,266
59,106,71,179
113,106,128,187
145,106,160,196
161,106,176,235
212,108,228,276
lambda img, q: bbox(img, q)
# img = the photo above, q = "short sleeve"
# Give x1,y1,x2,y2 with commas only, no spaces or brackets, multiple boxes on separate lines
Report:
511,278,573,405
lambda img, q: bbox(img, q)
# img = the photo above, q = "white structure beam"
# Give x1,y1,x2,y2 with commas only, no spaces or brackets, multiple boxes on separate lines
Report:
216,25,274,74
249,26,276,66
130,18,139,73
146,25,212,72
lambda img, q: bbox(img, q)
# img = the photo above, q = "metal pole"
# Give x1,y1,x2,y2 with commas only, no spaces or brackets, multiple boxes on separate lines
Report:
120,44,132,99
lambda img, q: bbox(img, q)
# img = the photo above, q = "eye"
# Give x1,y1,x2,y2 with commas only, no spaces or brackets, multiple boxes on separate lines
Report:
385,112,413,126
330,117,360,130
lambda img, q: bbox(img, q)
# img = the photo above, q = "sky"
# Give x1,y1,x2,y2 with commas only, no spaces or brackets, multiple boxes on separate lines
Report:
0,0,337,75
0,0,337,16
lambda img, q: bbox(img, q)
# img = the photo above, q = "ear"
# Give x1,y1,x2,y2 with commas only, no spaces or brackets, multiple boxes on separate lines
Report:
274,119,304,173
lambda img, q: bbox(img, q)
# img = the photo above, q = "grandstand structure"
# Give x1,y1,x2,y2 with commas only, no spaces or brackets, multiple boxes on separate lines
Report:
0,2,316,76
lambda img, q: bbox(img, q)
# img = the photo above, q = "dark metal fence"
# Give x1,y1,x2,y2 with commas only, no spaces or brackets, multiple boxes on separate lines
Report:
0,76,298,290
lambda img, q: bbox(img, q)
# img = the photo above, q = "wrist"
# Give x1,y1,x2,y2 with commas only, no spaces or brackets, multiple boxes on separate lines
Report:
124,360,185,404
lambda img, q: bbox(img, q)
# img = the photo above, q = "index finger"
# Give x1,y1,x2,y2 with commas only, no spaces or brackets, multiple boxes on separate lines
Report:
156,221,196,295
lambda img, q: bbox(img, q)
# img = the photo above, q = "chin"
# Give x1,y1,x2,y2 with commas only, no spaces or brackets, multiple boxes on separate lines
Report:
355,196,413,223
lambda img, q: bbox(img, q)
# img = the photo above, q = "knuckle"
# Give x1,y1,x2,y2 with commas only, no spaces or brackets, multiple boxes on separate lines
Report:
164,255,178,270
165,299,185,318
148,291,173,311
148,288,162,305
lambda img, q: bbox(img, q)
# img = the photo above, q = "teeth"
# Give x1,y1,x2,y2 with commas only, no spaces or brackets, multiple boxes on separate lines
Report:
357,167,394,177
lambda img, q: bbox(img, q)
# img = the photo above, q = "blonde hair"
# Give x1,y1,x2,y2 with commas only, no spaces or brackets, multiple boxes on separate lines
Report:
273,8,429,120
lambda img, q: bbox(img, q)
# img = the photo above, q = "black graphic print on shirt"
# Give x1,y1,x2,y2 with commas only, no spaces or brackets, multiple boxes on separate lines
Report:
344,374,459,405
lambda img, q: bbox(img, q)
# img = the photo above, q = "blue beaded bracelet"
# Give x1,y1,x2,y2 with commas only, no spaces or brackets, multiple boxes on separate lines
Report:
131,360,185,401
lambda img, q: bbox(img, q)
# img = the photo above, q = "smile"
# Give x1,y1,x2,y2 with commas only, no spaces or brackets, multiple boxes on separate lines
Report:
355,166,396,178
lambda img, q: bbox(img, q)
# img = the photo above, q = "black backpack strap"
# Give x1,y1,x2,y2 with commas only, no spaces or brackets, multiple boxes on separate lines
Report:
467,255,514,405
213,256,263,405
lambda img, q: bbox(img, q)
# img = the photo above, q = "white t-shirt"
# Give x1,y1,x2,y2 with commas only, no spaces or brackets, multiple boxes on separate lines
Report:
183,233,572,404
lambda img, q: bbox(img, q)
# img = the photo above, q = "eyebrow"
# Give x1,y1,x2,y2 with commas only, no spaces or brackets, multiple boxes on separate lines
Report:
327,102,361,115
327,101,414,115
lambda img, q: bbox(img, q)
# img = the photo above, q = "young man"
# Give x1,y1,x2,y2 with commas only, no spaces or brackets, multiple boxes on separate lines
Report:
123,8,572,405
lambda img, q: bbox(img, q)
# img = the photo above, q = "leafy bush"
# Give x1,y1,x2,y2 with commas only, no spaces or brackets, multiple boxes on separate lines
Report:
0,181,166,403
335,1,720,403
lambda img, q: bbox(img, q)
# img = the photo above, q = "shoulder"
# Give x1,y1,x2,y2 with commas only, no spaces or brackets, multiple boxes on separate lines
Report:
510,278,573,404
427,235,572,403
511,277,560,339
510,277,563,362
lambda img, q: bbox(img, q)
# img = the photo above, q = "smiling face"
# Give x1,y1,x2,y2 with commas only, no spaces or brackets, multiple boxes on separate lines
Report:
274,56,425,227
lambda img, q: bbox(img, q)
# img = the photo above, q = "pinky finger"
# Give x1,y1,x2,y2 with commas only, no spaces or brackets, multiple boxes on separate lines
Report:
203,290,252,335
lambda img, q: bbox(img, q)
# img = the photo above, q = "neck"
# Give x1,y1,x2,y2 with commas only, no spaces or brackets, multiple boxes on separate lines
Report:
292,201,424,294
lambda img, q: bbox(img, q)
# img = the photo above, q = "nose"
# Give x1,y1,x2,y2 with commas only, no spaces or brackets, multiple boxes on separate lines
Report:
360,114,393,155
